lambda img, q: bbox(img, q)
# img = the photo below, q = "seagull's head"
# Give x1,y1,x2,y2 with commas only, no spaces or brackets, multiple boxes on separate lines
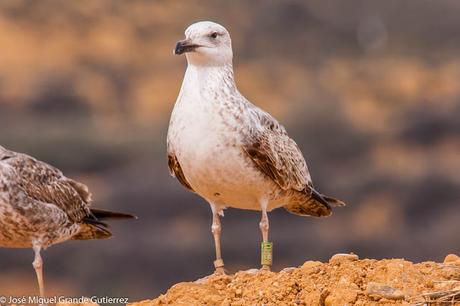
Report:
174,21,233,66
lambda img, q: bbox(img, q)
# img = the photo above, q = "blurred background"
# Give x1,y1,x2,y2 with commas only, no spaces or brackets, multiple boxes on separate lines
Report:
0,0,459,301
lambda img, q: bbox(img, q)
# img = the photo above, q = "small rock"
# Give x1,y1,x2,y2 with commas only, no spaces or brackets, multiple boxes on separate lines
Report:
301,261,322,269
243,268,259,274
366,282,405,300
329,253,359,264
444,254,460,265
280,267,296,273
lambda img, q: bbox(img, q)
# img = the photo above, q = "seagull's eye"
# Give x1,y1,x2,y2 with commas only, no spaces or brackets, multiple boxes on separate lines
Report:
209,32,218,39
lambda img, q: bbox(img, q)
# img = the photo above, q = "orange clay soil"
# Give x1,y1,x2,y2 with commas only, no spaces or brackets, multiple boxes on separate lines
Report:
130,253,460,306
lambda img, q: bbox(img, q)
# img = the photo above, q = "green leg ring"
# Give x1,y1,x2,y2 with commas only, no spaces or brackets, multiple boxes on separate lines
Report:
261,241,273,267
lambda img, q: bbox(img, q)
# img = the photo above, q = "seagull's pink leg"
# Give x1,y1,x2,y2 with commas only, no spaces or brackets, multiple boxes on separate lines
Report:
259,202,272,271
210,204,225,274
32,244,45,298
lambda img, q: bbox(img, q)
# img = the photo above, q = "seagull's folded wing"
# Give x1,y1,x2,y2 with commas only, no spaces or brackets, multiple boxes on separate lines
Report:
242,111,312,192
167,152,195,192
7,153,92,223
242,109,344,217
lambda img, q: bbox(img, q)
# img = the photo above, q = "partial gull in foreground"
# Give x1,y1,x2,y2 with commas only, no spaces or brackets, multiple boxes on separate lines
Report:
0,145,135,298
167,21,345,273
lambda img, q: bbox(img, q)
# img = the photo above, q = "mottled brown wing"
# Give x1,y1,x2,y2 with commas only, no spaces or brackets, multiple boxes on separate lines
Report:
167,153,194,192
7,153,92,223
243,111,313,192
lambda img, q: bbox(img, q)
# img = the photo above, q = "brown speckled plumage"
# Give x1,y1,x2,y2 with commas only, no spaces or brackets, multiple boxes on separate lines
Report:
167,21,345,272
0,145,135,296
0,145,121,247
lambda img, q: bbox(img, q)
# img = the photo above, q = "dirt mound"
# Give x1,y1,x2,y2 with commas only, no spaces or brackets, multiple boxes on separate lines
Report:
130,254,460,306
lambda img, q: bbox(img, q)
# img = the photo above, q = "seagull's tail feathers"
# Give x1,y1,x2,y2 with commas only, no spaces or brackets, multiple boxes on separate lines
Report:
322,194,346,208
89,208,137,220
73,208,136,240
284,188,345,217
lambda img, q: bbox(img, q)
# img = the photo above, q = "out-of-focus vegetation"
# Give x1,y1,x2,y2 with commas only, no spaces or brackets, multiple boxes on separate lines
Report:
0,0,459,300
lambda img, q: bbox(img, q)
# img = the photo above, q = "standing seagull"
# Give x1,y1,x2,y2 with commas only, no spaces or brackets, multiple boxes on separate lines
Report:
167,21,345,273
0,145,135,298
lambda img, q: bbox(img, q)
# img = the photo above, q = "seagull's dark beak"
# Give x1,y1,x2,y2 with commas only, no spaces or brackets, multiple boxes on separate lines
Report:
174,39,200,55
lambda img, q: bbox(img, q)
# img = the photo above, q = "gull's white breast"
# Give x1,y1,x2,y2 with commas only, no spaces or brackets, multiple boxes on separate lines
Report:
169,73,281,210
